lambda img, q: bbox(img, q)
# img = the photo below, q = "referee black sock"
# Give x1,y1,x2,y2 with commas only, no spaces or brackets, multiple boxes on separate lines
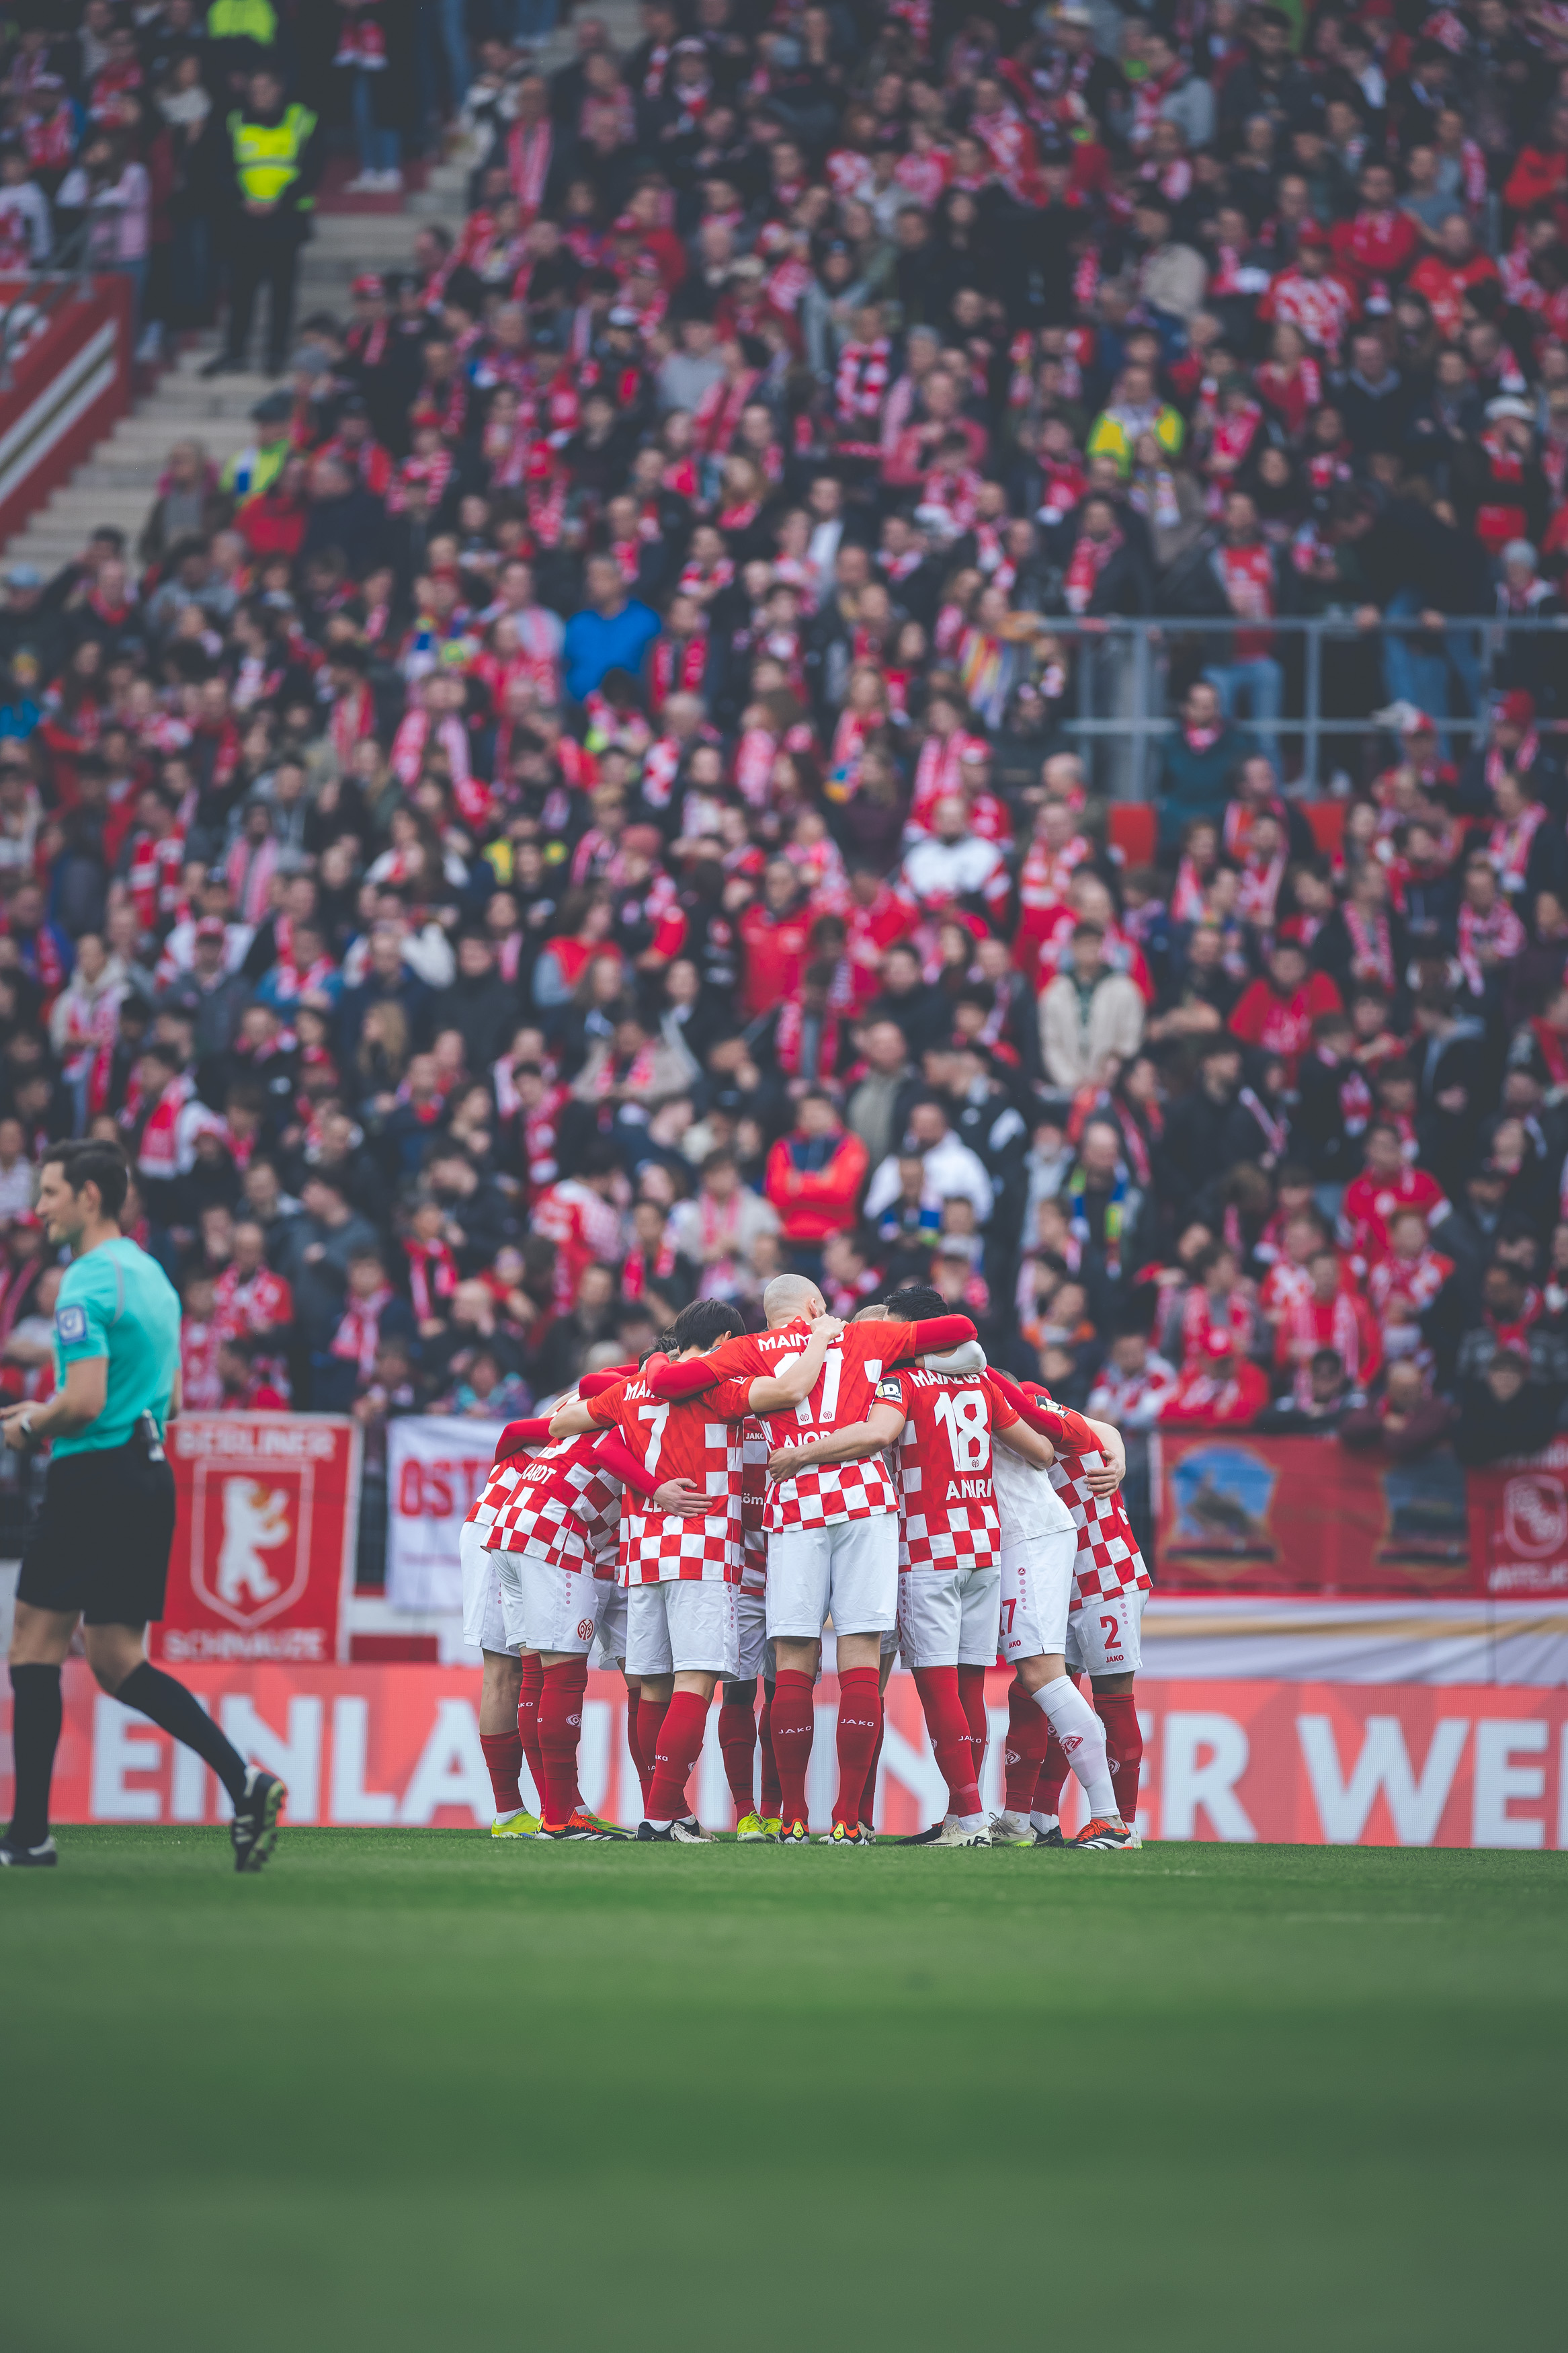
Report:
115,1663,249,1805
8,1663,63,1848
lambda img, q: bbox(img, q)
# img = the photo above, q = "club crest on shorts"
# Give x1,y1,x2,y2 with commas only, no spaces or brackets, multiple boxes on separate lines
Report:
577,1617,595,1640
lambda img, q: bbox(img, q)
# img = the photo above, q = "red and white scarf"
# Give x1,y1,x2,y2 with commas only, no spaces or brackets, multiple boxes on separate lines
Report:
403,1237,458,1323
1063,528,1120,615
1488,799,1545,893
331,1285,395,1378
1457,897,1525,995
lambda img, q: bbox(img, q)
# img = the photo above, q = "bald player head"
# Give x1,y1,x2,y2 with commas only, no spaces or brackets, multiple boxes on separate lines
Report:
762,1273,827,1326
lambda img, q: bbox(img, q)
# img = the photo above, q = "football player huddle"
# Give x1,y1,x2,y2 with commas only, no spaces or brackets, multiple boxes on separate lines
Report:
458,1273,1149,1849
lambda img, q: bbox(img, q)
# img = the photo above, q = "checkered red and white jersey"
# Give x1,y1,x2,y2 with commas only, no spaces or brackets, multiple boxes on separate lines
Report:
484,1433,622,1579
702,1317,929,1533
588,1372,742,1585
878,1367,1001,1572
1048,1453,1153,1608
467,1441,540,1538
739,1414,768,1595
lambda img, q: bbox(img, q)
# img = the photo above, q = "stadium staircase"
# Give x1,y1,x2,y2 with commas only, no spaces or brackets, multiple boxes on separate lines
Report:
0,155,472,575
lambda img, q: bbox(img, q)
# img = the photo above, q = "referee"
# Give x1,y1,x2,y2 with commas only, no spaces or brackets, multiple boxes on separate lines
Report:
1,1143,284,1870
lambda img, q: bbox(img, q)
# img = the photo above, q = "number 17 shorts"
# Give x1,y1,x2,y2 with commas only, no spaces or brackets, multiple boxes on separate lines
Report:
997,1527,1078,1665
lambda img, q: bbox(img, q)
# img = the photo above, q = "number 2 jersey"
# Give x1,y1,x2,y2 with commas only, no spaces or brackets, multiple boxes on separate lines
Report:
585,1369,743,1586
876,1364,1007,1572
1018,1377,1152,1611
702,1316,938,1535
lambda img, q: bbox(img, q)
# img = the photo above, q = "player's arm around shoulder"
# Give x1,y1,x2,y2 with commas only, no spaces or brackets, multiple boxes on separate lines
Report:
549,1378,629,1439
987,1375,1056,1468
749,1314,844,1411
766,1388,905,1479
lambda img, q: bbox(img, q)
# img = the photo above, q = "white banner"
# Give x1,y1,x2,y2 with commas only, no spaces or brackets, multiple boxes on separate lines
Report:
386,1417,506,1611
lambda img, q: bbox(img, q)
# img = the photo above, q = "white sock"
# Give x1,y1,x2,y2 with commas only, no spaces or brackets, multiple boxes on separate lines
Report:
1032,1676,1118,1819
956,1810,987,1832
1031,1811,1059,1833
647,1816,673,1831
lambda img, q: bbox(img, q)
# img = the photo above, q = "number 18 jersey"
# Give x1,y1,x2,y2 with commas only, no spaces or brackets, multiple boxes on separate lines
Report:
878,1366,1004,1571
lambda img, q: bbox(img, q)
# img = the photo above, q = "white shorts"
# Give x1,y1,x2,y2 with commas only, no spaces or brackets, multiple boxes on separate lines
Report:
626,1578,740,1677
462,1522,518,1656
766,1513,898,1640
895,1560,1002,1669
1065,1583,1146,1677
497,1546,626,1663
998,1529,1077,1665
736,1584,769,1682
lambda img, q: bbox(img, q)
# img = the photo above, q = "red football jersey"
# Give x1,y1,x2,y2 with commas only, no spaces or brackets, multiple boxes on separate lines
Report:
484,1432,622,1578
1016,1378,1151,1609
588,1371,742,1585
700,1316,935,1533
877,1365,1002,1572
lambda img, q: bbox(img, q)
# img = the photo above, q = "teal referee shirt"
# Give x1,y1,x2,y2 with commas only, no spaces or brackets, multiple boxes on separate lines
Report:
50,1238,181,1458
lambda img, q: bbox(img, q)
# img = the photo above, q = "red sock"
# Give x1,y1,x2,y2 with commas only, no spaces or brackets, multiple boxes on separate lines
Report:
717,1692,757,1820
479,1730,523,1817
913,1665,981,1817
516,1654,544,1808
538,1658,588,1826
636,1693,669,1814
759,1688,782,1818
647,1689,708,1822
956,1663,989,1782
1003,1681,1048,1813
770,1669,815,1827
1037,1728,1071,1818
862,1706,885,1828
1096,1691,1143,1823
833,1667,881,1829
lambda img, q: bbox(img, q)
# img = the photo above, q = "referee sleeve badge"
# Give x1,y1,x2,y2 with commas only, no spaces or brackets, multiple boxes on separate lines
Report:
55,1306,87,1343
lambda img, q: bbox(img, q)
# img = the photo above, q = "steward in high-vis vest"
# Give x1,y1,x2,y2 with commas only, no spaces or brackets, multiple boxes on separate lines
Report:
202,65,322,381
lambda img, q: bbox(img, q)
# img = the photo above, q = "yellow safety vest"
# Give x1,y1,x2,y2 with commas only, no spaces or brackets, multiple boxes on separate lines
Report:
228,104,317,208
208,0,278,43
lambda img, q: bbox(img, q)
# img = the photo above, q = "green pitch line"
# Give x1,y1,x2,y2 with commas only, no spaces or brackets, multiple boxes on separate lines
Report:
3,1833,1563,2353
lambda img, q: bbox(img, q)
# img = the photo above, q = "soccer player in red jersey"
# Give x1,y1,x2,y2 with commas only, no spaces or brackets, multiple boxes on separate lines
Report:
485,1385,710,1839
716,1412,779,1839
653,1273,976,1843
552,1300,840,1839
463,1414,554,1837
999,1371,1149,1848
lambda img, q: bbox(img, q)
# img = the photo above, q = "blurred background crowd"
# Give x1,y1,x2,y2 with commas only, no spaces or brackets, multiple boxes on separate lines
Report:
1,0,1567,1572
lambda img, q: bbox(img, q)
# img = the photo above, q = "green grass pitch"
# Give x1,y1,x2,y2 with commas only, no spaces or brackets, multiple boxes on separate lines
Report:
3,1831,1563,2353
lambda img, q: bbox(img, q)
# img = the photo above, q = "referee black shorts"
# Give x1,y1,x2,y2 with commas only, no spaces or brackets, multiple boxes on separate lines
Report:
16,1440,178,1628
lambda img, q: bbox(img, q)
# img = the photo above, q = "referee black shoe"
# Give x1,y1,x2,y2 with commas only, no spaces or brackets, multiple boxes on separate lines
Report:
231,1768,286,1872
0,1833,58,1866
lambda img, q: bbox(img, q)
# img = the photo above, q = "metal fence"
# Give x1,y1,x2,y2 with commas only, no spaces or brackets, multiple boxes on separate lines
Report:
1028,614,1568,801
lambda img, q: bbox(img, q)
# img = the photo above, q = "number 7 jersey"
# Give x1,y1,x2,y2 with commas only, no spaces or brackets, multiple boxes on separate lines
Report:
585,1371,743,1585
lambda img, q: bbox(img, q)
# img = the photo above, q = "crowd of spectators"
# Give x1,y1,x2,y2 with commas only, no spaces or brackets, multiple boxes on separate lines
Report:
1,0,1568,1572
